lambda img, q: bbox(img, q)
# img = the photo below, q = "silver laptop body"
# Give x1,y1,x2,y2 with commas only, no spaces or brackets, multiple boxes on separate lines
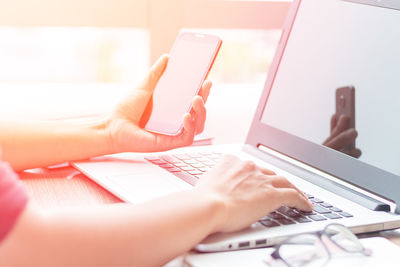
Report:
73,0,400,252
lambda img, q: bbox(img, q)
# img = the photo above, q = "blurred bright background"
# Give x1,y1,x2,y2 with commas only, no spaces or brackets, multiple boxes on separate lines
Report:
0,0,291,142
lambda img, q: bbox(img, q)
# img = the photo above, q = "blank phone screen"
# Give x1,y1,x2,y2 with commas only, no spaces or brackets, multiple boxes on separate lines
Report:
145,33,221,135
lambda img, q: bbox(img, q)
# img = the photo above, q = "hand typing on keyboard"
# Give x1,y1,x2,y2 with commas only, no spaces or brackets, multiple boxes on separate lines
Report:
194,154,313,233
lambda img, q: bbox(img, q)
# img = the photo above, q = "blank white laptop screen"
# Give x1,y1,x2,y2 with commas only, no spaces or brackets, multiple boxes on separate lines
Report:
261,0,400,176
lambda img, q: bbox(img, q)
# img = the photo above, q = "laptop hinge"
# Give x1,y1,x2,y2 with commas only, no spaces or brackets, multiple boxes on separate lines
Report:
243,144,391,212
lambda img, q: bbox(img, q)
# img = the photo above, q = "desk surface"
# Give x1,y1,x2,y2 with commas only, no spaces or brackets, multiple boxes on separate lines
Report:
20,166,120,208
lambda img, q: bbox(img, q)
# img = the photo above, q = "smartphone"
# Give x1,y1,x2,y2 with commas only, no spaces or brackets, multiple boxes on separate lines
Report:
335,86,356,150
144,32,222,135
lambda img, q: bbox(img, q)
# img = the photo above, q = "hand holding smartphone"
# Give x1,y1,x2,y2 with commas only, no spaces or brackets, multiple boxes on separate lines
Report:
144,32,222,135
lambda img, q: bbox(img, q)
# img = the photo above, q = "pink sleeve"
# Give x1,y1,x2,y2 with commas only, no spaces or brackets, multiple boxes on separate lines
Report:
0,161,28,243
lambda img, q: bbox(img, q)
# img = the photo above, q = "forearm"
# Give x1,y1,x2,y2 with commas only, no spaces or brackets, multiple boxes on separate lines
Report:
0,119,112,171
0,189,224,267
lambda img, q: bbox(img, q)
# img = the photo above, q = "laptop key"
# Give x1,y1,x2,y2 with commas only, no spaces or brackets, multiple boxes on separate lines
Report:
304,193,314,199
160,155,182,164
190,163,207,168
159,163,176,169
166,167,182,173
313,205,331,214
311,198,324,203
260,219,280,228
268,212,285,220
339,212,353,218
183,159,198,164
297,210,316,216
188,153,204,158
324,213,342,219
320,202,333,208
309,215,327,221
147,159,166,165
278,206,302,217
276,218,296,225
173,162,188,168
280,209,301,218
260,215,270,220
277,206,291,213
330,207,343,212
173,171,198,186
188,170,203,176
294,216,312,223
180,166,195,171
196,157,212,162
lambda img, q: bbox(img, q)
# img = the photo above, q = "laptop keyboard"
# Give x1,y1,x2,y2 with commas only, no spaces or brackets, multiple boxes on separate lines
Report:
145,152,353,227
259,193,353,228
145,152,222,186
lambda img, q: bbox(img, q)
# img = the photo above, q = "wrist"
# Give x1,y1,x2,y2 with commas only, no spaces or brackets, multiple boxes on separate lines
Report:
87,116,116,155
192,187,228,234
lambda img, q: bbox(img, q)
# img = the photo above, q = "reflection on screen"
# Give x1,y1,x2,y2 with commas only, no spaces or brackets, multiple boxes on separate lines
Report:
261,0,400,175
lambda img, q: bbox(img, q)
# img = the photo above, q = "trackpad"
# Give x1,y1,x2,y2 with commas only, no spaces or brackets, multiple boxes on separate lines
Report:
106,173,185,204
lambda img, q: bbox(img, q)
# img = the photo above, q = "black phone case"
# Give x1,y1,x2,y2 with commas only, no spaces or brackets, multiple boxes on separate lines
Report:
335,86,355,150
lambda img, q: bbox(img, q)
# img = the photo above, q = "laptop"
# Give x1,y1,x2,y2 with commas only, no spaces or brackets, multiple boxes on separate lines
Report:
73,0,400,252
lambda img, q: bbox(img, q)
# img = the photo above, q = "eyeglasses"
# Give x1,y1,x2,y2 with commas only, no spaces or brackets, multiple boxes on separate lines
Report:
266,224,372,267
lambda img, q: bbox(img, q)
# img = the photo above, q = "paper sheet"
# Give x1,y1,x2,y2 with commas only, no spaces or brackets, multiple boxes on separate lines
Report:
175,237,400,267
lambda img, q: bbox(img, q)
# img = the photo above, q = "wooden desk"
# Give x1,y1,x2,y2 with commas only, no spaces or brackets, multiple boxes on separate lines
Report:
20,165,120,209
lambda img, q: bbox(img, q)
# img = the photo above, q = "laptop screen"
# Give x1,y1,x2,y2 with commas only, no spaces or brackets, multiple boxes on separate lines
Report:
260,0,400,176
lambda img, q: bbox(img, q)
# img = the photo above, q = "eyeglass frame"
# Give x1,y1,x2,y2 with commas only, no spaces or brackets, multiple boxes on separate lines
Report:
268,223,372,267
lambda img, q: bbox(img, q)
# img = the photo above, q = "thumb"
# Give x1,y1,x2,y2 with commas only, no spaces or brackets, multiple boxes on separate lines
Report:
139,54,169,93
118,55,168,124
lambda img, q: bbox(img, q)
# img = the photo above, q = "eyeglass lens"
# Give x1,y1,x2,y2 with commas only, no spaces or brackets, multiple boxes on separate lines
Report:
279,234,329,267
324,224,367,254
